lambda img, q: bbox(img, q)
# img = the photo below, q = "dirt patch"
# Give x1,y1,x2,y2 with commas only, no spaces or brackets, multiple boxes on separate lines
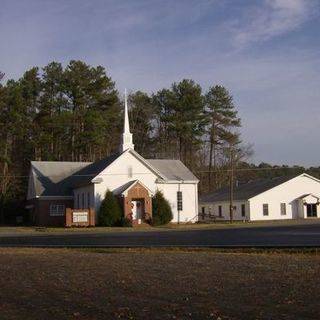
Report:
0,248,319,319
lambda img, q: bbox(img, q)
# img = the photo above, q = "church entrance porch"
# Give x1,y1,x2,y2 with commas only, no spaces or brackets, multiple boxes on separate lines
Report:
117,180,153,225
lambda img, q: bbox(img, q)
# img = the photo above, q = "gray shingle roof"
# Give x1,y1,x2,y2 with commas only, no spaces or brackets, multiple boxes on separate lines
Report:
31,161,91,197
200,175,298,203
146,159,199,181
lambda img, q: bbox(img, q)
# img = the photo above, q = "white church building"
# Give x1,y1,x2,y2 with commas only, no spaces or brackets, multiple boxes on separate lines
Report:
200,173,320,221
27,92,199,226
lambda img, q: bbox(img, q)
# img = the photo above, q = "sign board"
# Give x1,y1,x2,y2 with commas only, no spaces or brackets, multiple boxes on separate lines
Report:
72,211,88,223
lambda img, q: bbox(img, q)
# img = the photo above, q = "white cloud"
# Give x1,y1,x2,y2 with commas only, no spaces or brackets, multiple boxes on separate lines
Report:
231,0,317,47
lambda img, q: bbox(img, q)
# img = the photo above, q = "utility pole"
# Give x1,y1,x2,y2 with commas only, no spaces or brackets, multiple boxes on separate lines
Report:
229,147,234,223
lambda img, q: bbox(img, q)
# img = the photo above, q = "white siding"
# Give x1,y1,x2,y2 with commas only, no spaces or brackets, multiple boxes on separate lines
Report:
199,200,250,221
93,151,198,223
249,175,320,220
94,152,158,209
157,182,198,222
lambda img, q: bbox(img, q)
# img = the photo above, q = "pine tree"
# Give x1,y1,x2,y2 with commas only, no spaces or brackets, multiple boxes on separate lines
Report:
153,80,207,167
64,60,120,161
128,91,154,156
205,85,241,190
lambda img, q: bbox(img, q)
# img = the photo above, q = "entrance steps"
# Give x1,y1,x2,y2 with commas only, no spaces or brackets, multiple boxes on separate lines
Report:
132,222,152,229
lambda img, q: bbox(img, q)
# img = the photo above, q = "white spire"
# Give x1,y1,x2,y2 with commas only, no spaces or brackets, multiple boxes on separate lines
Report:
120,89,134,152
124,88,130,133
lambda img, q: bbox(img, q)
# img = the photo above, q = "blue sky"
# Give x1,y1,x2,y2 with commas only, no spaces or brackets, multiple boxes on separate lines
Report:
1,0,320,166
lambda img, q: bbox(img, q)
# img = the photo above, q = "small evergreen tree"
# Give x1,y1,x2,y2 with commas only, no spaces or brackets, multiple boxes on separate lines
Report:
152,191,173,225
98,190,122,226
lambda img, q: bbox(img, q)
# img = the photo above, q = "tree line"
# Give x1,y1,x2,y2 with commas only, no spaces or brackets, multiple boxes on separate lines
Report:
0,60,319,222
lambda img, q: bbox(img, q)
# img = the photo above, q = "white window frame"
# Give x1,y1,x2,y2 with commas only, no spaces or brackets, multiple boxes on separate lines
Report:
50,204,65,216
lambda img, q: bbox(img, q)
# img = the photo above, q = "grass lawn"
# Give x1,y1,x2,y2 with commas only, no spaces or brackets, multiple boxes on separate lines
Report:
0,219,317,235
0,248,319,319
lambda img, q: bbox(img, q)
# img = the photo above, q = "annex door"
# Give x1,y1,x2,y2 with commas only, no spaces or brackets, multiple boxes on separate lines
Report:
306,204,317,217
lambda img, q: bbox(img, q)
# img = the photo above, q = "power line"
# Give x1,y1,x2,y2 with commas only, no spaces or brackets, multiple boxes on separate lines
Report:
0,166,310,178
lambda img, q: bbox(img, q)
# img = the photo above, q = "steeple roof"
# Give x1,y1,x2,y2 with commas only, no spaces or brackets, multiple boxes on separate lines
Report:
120,89,134,152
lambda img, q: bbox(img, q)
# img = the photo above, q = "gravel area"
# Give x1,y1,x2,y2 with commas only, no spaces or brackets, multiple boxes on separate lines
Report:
0,248,319,319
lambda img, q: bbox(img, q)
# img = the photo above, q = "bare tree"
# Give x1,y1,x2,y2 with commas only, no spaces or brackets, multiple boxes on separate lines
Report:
222,133,253,223
0,72,4,82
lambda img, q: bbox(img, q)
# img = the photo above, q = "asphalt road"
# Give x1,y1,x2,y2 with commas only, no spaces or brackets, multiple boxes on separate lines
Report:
1,221,320,248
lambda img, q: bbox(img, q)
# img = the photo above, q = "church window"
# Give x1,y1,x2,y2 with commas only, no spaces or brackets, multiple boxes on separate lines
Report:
50,204,65,216
128,166,133,178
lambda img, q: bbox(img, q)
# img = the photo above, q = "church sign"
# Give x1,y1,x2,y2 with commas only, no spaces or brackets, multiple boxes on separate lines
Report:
65,208,95,227
72,211,89,223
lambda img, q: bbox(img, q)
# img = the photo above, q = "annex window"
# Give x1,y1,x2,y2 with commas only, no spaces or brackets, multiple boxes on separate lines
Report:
201,207,205,214
280,203,286,215
77,194,80,209
50,204,65,216
263,204,269,216
218,205,222,217
241,204,246,217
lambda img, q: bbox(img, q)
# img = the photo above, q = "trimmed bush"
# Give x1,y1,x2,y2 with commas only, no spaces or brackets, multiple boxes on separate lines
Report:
152,191,173,226
119,216,133,227
98,190,122,226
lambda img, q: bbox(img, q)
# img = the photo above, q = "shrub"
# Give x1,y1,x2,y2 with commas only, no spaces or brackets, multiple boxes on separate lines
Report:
119,216,132,227
152,191,173,226
98,190,122,226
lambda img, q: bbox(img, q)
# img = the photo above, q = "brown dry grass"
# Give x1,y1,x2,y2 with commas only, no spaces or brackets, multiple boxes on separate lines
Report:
0,248,319,319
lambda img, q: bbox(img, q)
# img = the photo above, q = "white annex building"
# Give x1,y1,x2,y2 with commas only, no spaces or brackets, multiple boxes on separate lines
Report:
27,91,199,226
199,173,320,221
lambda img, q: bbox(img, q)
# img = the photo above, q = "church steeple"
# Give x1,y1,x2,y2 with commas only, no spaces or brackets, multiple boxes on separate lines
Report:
120,89,134,152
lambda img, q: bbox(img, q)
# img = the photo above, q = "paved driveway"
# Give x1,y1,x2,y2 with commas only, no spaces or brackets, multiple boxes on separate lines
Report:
1,221,320,247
